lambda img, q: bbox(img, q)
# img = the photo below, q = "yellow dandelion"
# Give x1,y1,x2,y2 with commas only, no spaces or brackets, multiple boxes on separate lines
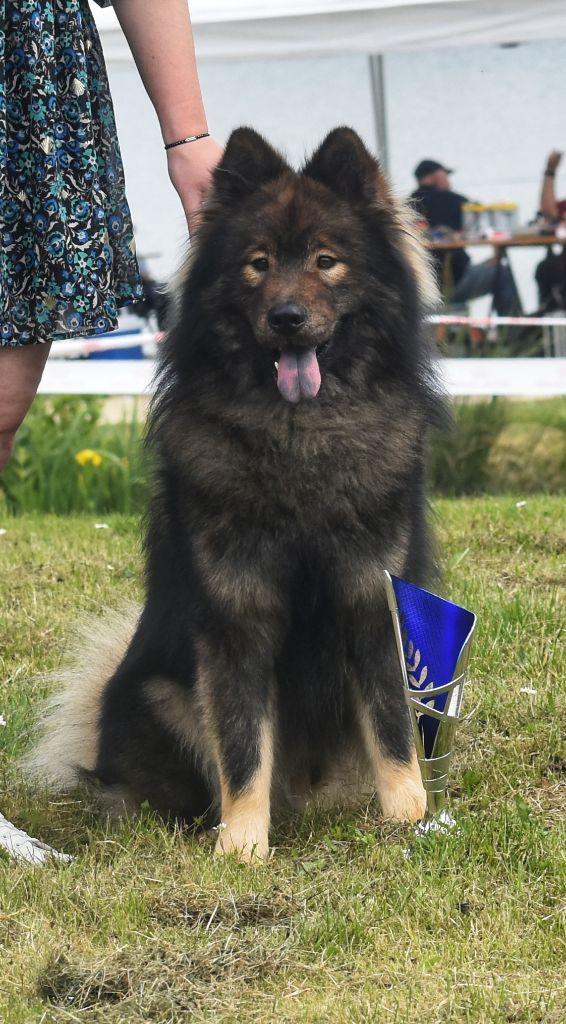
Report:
75,449,103,468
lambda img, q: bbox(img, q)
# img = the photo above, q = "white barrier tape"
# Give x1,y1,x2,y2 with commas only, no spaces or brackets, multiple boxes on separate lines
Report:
429,315,566,328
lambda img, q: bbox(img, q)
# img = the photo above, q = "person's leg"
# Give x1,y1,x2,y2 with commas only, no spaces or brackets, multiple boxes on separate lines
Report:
535,251,565,311
0,343,51,472
452,259,521,316
451,260,498,304
492,260,522,316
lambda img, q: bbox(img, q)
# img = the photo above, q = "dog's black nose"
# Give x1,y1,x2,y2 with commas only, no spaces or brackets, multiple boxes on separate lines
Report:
268,302,307,333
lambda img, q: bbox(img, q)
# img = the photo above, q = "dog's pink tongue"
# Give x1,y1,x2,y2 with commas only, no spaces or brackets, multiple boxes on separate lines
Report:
277,348,321,403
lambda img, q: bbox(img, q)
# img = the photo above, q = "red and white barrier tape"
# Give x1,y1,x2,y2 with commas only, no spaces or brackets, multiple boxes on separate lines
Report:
49,331,165,358
49,318,566,360
429,315,566,328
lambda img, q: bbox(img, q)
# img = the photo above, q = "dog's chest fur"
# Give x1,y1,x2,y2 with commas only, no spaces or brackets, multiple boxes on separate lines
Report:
153,384,424,617
162,383,423,531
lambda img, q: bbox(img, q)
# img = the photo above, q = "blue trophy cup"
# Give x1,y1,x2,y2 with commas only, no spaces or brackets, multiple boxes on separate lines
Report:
383,572,477,826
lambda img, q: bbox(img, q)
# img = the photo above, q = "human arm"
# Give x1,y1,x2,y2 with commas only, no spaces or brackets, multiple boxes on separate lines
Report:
111,0,222,226
539,150,562,221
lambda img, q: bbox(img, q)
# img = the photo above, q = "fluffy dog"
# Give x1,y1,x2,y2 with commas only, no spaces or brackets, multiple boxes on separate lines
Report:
25,127,443,860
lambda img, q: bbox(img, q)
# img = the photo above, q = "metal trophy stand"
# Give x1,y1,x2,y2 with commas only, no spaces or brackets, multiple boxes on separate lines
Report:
383,572,477,829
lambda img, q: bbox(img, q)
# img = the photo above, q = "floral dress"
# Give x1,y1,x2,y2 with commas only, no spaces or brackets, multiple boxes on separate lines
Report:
0,0,143,346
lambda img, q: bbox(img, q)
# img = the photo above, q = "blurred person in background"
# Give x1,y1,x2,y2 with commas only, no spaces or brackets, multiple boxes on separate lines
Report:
132,257,171,331
0,0,221,862
539,149,566,224
411,158,521,315
535,150,566,311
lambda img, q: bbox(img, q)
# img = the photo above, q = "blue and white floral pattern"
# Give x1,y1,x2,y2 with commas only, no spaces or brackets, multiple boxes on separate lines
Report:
0,0,143,346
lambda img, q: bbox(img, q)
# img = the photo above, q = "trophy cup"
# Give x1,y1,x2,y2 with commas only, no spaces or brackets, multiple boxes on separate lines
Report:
383,572,477,830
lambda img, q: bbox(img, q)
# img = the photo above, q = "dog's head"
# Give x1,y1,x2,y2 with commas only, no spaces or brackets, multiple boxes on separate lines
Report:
178,127,437,403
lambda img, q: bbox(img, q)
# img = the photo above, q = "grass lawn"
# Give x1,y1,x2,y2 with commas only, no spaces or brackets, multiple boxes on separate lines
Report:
0,498,565,1023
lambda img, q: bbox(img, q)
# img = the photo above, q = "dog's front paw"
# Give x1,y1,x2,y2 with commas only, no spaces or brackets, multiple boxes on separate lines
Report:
379,776,427,823
214,819,270,863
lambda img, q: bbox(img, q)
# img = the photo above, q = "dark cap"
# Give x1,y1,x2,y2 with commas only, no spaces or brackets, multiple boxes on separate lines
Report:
414,159,453,181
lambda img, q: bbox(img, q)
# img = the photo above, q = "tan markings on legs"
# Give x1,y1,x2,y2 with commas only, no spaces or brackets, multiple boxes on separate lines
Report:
356,702,426,823
215,718,273,863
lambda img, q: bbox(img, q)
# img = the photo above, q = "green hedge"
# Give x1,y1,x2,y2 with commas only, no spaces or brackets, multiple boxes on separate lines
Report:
0,396,148,516
1,395,564,515
430,398,566,495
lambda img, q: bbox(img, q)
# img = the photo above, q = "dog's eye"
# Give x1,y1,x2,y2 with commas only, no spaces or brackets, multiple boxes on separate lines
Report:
317,255,338,270
251,257,269,272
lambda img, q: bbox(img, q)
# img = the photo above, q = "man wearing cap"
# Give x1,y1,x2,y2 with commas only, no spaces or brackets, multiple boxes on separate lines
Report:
411,160,521,314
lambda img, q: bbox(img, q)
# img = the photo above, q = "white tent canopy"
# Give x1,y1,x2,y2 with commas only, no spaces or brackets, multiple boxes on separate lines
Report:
94,0,566,61
90,0,566,299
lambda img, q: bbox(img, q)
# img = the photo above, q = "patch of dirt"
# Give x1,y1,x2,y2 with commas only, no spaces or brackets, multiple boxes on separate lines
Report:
497,572,566,591
0,912,24,949
38,952,130,1009
543,756,566,777
150,887,302,932
37,933,290,1017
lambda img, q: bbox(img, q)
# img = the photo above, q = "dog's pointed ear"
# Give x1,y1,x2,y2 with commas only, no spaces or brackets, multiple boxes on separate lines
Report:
303,127,384,204
212,127,288,203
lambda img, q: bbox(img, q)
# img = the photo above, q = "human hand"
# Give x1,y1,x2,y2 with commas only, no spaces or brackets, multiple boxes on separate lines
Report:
545,150,563,174
167,136,224,233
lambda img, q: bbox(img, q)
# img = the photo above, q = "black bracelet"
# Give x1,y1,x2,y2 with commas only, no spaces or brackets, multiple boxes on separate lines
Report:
164,132,210,151
544,170,556,178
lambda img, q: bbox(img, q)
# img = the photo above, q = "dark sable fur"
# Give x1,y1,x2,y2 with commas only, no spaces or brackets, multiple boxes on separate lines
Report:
81,129,444,827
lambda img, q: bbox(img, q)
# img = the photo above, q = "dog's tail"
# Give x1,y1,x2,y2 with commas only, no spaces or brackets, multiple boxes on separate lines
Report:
20,606,140,791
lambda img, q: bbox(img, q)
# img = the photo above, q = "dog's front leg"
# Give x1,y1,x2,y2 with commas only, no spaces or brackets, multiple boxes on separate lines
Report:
214,714,274,863
349,611,426,824
197,632,275,862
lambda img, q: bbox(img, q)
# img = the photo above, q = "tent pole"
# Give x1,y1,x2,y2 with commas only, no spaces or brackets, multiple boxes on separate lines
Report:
368,54,389,173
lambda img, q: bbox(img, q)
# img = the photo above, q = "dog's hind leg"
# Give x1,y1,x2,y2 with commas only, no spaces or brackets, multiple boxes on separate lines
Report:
350,616,426,824
196,635,275,862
